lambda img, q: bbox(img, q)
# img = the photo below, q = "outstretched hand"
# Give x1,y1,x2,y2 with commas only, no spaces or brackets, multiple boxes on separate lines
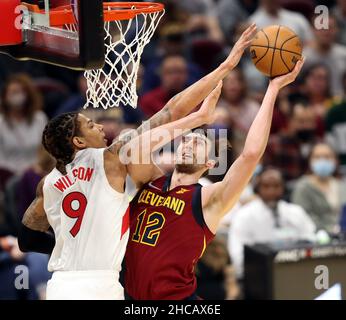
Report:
270,57,306,89
197,81,223,125
225,23,257,70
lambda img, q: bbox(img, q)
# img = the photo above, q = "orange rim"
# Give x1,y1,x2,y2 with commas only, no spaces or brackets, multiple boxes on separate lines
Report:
23,2,164,26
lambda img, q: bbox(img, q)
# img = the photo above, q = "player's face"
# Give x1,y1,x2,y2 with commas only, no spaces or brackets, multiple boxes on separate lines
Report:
175,133,211,174
74,114,107,149
257,170,284,206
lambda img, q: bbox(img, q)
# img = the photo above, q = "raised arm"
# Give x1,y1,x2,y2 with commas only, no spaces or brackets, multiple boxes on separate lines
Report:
202,58,305,234
123,82,222,186
158,24,256,122
18,178,55,254
103,24,256,189
109,23,257,150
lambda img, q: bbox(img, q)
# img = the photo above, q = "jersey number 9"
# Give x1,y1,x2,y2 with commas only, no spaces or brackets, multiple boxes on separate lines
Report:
62,192,87,237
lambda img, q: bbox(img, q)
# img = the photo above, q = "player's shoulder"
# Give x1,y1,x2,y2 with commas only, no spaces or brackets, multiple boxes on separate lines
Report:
45,167,60,180
43,168,61,186
73,147,106,165
41,169,59,195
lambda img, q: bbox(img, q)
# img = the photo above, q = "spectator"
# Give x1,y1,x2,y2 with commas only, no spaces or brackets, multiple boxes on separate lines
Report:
141,25,203,93
216,0,257,45
280,0,315,21
304,15,346,97
264,103,320,183
0,74,47,176
17,146,55,222
270,86,293,134
139,55,188,118
0,235,29,299
0,236,51,300
299,63,335,118
291,143,346,234
325,72,346,175
185,13,224,44
293,63,338,137
248,0,314,45
332,0,346,46
157,0,224,43
228,168,316,279
213,68,260,156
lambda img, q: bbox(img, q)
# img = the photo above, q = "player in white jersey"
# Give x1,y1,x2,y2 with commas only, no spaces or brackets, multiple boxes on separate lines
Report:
43,147,130,299
17,24,257,300
18,94,218,300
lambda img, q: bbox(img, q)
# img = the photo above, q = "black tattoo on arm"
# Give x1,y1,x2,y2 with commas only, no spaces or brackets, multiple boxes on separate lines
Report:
22,178,50,232
106,105,172,155
136,105,172,135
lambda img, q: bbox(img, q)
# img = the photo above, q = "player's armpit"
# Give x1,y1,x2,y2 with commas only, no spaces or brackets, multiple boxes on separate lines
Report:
22,178,50,232
126,163,162,188
201,154,258,233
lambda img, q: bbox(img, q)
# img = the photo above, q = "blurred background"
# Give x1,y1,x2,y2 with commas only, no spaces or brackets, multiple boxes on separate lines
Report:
1,0,346,300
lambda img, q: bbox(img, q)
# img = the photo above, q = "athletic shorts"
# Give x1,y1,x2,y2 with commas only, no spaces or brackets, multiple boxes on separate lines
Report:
46,270,124,300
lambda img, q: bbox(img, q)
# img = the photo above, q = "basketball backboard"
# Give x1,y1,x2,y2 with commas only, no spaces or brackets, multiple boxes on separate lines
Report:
0,1,165,108
0,0,105,70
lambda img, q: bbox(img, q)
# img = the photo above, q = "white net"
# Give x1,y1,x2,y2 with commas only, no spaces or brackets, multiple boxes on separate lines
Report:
83,5,165,110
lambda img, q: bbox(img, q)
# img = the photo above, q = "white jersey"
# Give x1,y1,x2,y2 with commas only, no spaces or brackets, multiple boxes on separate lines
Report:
43,148,129,273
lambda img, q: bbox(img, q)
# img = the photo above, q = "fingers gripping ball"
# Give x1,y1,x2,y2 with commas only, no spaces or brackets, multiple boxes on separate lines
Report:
250,25,302,77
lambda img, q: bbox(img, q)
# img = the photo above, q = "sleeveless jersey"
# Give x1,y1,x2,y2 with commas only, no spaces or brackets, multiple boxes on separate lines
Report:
43,148,130,273
125,174,215,300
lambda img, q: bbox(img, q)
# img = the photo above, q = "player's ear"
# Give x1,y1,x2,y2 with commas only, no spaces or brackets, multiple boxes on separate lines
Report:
206,159,217,169
72,136,87,149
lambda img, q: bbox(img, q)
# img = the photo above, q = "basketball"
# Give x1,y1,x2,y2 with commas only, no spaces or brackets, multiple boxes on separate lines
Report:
250,25,302,77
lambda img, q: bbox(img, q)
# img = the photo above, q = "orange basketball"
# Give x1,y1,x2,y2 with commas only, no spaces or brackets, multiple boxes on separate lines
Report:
250,25,302,77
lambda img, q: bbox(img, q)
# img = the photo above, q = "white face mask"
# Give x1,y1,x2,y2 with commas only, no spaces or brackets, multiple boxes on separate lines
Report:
6,92,27,110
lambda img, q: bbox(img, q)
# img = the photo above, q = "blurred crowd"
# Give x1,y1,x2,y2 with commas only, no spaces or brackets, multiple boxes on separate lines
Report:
1,0,346,300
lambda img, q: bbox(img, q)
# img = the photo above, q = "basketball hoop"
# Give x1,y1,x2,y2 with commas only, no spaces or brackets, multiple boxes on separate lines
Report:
34,2,165,109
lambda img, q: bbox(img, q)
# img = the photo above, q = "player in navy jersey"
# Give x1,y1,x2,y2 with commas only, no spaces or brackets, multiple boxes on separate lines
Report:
125,58,305,300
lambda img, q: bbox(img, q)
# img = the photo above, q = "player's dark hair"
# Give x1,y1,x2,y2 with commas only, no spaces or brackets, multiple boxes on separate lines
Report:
42,112,82,175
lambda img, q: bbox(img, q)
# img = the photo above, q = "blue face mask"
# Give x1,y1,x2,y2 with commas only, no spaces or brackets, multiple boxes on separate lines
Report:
311,159,336,178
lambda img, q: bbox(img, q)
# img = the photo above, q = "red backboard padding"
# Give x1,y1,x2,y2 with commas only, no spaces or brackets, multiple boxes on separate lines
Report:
0,0,22,45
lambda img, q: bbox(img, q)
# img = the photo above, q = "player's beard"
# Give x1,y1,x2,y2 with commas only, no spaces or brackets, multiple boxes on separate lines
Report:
175,163,204,174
